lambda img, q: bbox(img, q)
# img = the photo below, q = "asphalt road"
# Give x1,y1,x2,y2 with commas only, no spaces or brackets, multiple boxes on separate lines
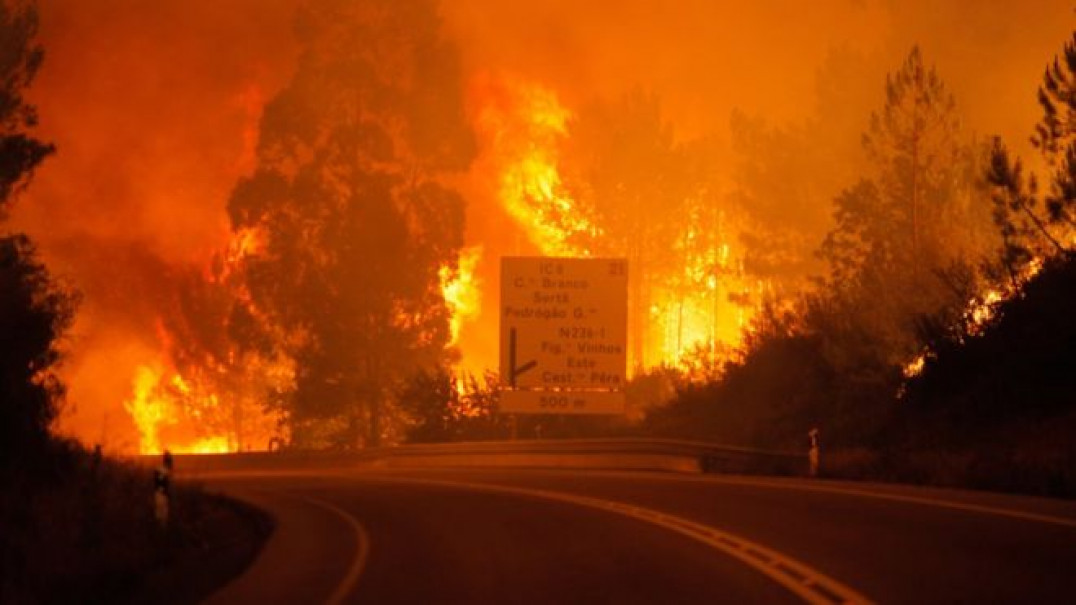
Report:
199,466,1076,604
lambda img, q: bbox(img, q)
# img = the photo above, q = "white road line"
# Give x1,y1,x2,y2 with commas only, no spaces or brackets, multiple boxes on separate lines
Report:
359,475,874,605
300,495,372,605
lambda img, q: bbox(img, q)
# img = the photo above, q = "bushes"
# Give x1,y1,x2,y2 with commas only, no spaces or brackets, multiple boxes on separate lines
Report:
0,235,77,477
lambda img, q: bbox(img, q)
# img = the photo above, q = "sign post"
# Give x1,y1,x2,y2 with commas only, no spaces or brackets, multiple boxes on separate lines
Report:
499,257,628,414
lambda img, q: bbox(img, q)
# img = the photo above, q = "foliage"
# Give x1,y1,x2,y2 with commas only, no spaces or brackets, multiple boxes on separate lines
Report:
154,264,292,451
0,236,77,472
228,0,474,448
0,0,74,473
902,255,1076,432
834,35,1076,496
820,47,991,359
648,48,994,453
986,33,1076,274
644,297,897,450
561,91,694,368
397,368,457,443
560,91,754,368
398,368,507,443
892,36,1076,496
0,1,52,217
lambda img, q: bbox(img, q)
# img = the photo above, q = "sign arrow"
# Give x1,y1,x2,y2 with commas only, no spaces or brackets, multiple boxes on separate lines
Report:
508,327,537,387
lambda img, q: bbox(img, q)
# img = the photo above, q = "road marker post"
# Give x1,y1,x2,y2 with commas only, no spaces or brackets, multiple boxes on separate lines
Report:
153,449,174,527
808,428,820,478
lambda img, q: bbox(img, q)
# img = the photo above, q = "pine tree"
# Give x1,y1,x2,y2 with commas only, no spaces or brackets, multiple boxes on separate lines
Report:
562,91,695,369
861,46,963,273
818,47,986,363
986,32,1076,275
0,1,52,217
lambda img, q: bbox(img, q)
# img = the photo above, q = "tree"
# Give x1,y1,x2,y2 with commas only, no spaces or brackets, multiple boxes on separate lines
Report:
0,1,75,472
818,47,990,363
986,32,1076,276
0,236,77,471
561,91,702,368
0,1,52,218
228,0,474,448
397,368,457,443
398,369,507,443
860,47,964,272
880,30,1076,498
728,47,877,292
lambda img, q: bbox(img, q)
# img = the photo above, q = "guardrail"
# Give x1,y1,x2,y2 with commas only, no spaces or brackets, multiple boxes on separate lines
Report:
150,438,806,477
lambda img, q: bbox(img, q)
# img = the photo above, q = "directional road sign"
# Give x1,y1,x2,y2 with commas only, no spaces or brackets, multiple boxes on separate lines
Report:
499,257,627,414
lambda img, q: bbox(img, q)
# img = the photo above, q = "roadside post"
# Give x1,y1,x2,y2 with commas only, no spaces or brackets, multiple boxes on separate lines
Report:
153,449,173,527
808,428,820,477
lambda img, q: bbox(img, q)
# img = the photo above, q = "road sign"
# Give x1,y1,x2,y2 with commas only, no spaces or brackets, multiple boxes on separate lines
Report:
499,257,627,414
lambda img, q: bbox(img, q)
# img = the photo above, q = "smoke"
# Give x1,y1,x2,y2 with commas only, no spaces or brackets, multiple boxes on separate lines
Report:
444,0,1071,143
11,0,298,449
10,0,1072,449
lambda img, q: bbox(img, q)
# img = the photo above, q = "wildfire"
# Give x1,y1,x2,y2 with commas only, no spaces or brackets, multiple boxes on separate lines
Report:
471,74,597,256
467,74,765,372
655,222,747,366
122,355,290,455
440,245,483,347
902,353,927,379
903,257,1048,381
124,364,231,454
124,365,174,455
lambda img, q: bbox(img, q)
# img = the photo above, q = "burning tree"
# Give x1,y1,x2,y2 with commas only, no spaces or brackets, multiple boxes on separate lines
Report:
563,91,689,369
559,92,753,369
228,0,474,448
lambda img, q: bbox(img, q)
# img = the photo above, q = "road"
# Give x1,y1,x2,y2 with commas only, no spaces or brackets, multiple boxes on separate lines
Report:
198,465,1076,604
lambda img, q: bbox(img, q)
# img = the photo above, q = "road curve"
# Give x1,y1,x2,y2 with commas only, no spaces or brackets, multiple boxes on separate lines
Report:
200,466,1076,604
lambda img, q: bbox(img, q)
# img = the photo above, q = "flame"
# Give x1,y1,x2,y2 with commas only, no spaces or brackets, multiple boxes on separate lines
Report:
441,245,483,347
122,356,290,455
185,435,232,454
123,363,217,454
904,256,1048,381
468,74,765,372
902,353,926,379
120,230,296,457
965,257,1043,336
124,365,175,455
472,74,597,256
